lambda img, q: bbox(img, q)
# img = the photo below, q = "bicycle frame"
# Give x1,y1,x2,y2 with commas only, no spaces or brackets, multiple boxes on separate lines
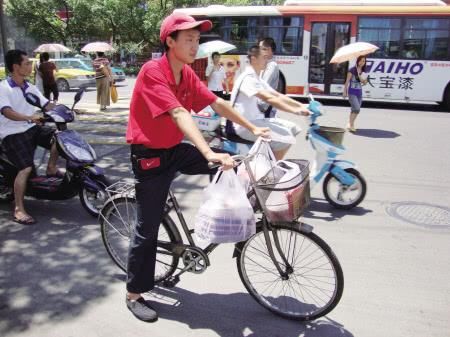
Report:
155,152,299,283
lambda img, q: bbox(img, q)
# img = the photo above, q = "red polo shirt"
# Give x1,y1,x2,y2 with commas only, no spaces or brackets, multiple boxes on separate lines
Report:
126,54,217,149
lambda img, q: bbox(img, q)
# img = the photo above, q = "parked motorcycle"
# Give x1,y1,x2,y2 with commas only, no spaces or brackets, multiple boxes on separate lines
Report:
0,89,111,217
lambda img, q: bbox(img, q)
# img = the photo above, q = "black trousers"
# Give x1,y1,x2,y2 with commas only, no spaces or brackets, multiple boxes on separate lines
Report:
126,142,216,293
43,83,59,101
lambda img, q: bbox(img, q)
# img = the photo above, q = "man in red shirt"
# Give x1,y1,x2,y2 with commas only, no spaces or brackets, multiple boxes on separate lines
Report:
125,13,269,322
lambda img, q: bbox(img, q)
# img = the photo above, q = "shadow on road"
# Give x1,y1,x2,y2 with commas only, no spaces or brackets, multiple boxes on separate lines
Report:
352,128,401,139
0,199,119,336
303,198,372,222
150,287,354,337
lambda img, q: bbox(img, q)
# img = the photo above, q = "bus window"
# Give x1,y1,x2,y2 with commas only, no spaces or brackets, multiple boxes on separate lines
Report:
221,17,257,53
209,16,303,56
358,18,401,58
266,17,303,55
403,18,450,60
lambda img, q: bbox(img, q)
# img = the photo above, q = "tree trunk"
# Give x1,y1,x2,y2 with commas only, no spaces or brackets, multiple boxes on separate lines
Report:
0,0,8,58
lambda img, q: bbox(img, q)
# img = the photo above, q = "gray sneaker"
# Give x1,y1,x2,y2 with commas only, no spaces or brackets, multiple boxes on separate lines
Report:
126,297,158,322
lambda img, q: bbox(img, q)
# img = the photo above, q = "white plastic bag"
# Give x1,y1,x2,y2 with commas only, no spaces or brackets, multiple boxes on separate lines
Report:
237,137,276,187
195,169,256,245
236,138,277,207
265,160,304,222
248,138,277,181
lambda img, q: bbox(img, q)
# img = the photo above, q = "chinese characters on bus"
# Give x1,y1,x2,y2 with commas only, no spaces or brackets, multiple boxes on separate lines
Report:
365,60,424,91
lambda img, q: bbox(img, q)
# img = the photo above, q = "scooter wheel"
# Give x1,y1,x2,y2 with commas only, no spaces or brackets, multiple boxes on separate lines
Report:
79,176,111,217
323,168,367,210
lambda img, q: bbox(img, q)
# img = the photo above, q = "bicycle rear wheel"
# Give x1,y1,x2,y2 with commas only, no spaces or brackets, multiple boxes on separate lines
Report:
236,223,343,321
100,196,180,283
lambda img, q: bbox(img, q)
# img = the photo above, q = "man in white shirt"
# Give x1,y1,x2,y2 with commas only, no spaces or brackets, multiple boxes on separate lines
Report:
258,37,280,118
0,50,59,225
230,45,310,159
205,52,229,99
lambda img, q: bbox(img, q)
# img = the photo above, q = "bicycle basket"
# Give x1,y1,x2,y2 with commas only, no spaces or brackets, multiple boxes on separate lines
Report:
254,159,310,222
316,126,346,146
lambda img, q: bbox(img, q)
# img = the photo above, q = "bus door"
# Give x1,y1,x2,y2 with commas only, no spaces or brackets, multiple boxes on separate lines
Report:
309,22,351,96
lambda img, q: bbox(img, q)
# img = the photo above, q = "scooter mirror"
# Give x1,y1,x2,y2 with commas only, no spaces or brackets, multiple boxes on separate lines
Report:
74,87,85,104
24,93,43,109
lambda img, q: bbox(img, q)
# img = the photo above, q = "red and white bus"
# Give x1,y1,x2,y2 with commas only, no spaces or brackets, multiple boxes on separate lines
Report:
175,0,450,109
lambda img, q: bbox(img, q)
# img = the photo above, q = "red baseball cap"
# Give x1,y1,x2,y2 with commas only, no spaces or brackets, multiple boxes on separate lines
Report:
160,13,212,43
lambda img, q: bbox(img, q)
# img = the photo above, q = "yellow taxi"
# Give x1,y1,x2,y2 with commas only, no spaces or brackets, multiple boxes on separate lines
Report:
0,64,5,80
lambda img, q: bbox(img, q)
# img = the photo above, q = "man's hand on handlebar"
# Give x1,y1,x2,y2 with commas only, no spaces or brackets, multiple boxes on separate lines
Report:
251,126,271,139
297,106,311,116
30,113,45,125
206,151,235,171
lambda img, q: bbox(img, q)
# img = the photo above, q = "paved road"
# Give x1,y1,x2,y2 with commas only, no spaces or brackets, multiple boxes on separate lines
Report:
1,78,449,337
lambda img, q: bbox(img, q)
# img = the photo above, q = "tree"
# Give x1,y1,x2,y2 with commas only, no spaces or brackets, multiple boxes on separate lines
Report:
6,0,285,52
6,0,103,46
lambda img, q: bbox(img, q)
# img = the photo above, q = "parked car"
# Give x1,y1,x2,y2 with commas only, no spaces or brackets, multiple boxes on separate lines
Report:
50,59,96,91
0,60,96,92
54,57,126,82
0,63,6,81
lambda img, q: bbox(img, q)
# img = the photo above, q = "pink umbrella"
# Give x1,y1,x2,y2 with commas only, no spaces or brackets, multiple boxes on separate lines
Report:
81,42,114,53
34,43,71,53
330,42,379,64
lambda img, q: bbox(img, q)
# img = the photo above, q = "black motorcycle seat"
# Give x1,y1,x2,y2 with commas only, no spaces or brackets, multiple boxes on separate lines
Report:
224,132,255,145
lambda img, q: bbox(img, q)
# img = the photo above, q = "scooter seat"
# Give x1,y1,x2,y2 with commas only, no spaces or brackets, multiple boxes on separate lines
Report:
224,132,255,145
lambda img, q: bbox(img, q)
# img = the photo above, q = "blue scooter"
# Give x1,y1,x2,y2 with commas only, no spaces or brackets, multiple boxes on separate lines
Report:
306,95,366,209
206,95,366,209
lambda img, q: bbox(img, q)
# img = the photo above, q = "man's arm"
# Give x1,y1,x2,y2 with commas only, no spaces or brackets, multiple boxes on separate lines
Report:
256,90,309,116
210,98,270,137
2,107,42,123
169,106,234,169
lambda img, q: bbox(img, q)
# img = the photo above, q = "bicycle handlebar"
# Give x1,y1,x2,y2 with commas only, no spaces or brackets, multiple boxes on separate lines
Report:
207,154,251,169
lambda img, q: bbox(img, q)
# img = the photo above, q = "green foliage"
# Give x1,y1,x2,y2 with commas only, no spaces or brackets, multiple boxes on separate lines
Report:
6,0,285,52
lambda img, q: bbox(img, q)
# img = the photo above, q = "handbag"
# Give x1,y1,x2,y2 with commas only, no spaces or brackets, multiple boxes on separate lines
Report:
110,84,118,103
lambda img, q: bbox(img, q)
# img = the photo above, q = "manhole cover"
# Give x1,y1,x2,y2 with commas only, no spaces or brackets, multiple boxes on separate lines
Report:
386,202,450,229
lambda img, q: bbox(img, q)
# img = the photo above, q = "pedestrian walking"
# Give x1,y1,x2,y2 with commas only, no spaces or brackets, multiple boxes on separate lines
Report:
34,53,44,93
93,52,113,111
205,51,228,99
343,55,368,132
38,52,59,103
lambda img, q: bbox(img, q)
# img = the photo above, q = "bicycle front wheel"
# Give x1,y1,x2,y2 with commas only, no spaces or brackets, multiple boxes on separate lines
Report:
236,223,344,321
99,196,180,283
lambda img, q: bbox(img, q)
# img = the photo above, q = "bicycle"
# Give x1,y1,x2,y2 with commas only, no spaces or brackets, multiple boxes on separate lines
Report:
99,149,344,321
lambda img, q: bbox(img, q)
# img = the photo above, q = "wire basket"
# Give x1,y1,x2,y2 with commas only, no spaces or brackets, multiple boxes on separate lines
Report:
316,126,346,146
254,159,310,222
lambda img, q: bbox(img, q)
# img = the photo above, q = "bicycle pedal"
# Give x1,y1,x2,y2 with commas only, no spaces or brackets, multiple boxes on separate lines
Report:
161,275,180,288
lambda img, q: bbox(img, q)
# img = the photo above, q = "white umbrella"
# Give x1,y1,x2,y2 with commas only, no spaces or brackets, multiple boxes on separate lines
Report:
330,42,379,64
34,43,71,53
195,40,236,59
81,42,114,53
